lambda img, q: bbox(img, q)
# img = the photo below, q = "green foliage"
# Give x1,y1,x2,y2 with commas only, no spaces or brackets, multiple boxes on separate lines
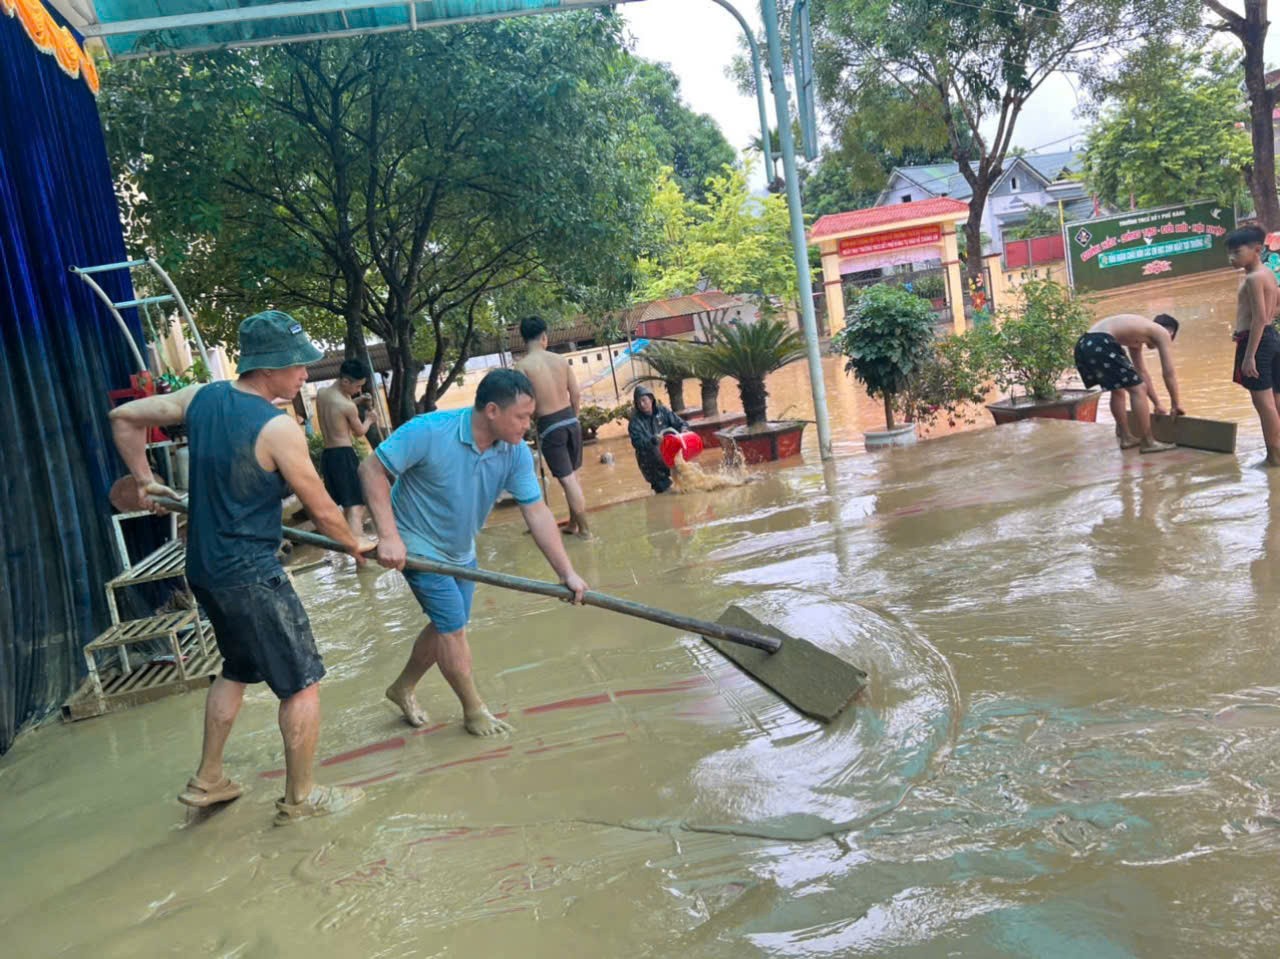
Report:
909,273,947,301
811,0,1198,278
578,403,631,439
639,341,699,382
101,15,658,425
703,319,806,426
1083,42,1251,210
637,159,800,310
156,357,212,392
833,284,937,429
1004,205,1063,241
970,279,1093,401
628,61,736,203
896,334,991,433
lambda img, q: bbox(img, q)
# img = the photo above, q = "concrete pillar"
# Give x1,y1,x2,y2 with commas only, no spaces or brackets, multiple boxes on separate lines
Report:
941,228,967,333
820,244,845,334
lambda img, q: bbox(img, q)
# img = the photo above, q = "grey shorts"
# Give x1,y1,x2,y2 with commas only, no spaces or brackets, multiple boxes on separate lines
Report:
191,573,325,699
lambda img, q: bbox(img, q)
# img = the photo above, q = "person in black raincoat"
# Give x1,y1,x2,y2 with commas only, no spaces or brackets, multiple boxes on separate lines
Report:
628,385,687,493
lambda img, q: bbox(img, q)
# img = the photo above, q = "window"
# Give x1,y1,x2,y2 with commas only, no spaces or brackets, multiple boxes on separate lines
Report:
901,193,913,203
1010,176,1019,192
567,357,573,365
613,350,619,357
597,353,602,361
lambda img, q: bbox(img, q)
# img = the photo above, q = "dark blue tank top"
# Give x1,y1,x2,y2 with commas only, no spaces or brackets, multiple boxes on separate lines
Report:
185,381,287,587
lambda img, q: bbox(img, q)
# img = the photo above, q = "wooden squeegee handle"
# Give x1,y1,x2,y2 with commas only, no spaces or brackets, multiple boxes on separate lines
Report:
153,497,782,654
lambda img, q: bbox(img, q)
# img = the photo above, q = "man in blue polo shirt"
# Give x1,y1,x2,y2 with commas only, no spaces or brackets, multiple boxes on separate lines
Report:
359,369,588,736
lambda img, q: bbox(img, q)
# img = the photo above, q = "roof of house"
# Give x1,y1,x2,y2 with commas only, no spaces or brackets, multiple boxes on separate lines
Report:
307,342,393,381
885,150,1086,204
810,197,970,241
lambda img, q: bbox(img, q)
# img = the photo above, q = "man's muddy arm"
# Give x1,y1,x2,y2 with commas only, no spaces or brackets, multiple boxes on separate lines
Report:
344,398,372,438
263,418,362,559
1128,348,1161,410
359,454,406,569
1153,334,1183,412
520,500,587,602
109,385,200,488
1246,275,1271,361
567,363,581,416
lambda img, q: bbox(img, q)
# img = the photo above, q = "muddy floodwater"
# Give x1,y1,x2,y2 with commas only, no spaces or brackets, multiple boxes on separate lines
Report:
7,272,1280,956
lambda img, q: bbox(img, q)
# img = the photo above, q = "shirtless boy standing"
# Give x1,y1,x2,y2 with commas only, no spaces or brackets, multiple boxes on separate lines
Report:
1227,225,1280,466
1073,313,1182,453
514,316,589,536
316,358,376,545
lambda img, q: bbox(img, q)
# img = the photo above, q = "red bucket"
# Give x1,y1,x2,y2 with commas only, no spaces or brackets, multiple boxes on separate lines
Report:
660,431,704,467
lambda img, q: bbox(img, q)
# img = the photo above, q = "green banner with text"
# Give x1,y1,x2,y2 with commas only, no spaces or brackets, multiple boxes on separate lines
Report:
1064,201,1235,293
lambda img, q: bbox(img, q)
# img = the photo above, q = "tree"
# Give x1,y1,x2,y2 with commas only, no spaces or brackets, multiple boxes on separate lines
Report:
637,159,799,311
1204,0,1279,228
812,0,1198,285
627,61,737,203
704,318,806,426
1082,42,1251,210
1004,204,1064,240
102,16,655,425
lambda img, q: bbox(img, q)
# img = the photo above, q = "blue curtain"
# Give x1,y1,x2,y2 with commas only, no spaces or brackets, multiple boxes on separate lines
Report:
0,9,148,753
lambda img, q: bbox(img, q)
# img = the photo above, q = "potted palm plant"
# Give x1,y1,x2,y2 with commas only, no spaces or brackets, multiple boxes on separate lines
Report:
705,318,808,463
678,341,745,448
834,283,936,449
977,279,1098,424
637,341,696,419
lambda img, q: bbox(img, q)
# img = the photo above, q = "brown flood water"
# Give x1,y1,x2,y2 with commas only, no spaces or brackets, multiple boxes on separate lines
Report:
7,271,1280,956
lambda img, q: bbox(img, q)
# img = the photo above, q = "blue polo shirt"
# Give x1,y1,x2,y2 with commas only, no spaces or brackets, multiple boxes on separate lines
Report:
375,407,542,565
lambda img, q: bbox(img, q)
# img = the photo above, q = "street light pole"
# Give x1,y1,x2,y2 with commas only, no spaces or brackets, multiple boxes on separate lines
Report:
707,0,778,184
758,0,834,460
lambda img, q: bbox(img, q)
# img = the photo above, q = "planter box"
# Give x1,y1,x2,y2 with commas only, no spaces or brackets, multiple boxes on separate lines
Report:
678,407,706,423
865,423,917,450
688,411,747,449
987,389,1101,426
715,421,807,464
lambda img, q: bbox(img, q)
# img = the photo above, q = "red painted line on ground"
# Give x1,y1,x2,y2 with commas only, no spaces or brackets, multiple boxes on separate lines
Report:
321,736,406,767
419,746,512,775
411,721,450,737
615,676,709,697
522,692,611,715
340,770,399,789
590,732,629,743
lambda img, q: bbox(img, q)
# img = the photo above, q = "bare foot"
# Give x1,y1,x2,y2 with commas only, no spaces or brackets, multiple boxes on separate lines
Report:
1139,440,1176,454
385,684,429,727
1118,434,1141,450
464,706,514,737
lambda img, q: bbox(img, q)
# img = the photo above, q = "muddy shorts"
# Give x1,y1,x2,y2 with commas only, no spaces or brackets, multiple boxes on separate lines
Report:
403,560,478,634
191,573,326,699
1074,332,1143,391
320,447,364,507
1233,325,1280,391
537,407,582,479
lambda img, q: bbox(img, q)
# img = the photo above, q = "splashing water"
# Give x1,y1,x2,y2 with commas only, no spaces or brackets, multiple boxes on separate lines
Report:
671,451,755,492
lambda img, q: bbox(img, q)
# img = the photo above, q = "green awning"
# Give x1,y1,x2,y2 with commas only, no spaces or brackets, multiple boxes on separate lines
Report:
67,1,645,59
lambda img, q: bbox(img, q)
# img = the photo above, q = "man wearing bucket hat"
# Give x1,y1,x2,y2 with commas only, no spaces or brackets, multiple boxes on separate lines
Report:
109,310,367,826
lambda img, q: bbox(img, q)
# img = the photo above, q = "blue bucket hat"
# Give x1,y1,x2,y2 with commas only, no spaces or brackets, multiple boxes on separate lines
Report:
236,310,323,373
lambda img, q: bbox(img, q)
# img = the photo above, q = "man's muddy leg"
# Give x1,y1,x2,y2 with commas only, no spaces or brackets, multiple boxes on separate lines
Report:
279,682,320,805
385,623,438,727
193,677,245,786
1112,389,1139,448
433,627,512,736
558,471,590,536
1250,388,1280,465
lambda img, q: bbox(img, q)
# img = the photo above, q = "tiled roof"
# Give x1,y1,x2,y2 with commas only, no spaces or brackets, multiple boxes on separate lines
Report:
1022,150,1084,183
810,197,970,240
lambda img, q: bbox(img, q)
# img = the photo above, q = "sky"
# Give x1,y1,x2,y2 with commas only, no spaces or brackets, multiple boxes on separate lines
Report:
622,0,1280,191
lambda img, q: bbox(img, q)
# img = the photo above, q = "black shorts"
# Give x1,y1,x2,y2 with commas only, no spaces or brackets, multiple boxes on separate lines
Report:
191,574,326,699
1234,325,1280,391
320,446,364,507
1074,332,1143,391
538,408,583,479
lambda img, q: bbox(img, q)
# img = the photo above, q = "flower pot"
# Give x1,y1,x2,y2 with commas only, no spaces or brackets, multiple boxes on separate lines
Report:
714,421,807,464
688,411,747,449
864,423,917,450
986,388,1101,425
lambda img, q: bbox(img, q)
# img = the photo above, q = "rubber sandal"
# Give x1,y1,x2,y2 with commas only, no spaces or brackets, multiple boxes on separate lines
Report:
273,784,365,826
178,775,244,808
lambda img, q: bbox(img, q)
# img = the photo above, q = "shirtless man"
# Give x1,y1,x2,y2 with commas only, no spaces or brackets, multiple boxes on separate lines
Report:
1073,313,1182,453
316,358,376,546
1227,225,1280,466
514,315,589,536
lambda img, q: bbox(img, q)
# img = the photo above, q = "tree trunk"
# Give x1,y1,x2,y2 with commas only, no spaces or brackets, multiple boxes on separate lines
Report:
700,378,721,418
386,337,422,427
1241,1,1280,229
665,377,686,413
739,376,769,427
883,391,895,431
